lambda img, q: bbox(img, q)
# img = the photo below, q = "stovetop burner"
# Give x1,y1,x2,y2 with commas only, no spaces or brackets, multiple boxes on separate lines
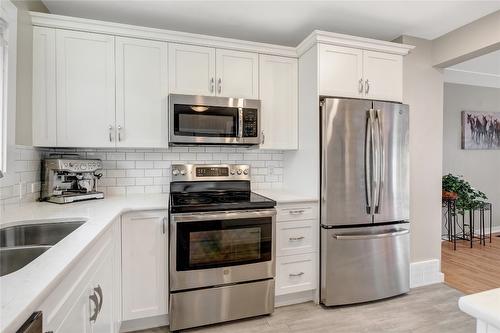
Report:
170,190,275,213
168,164,276,213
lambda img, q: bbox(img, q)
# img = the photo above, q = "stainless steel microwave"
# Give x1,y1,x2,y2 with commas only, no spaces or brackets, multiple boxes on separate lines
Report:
169,94,261,146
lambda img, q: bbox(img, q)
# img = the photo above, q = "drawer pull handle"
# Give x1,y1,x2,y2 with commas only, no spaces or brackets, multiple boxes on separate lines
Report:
289,210,305,215
289,272,304,277
289,236,304,241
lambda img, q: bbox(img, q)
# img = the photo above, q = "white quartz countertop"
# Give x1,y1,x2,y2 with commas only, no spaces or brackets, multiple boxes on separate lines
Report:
254,188,318,203
0,194,168,333
459,288,500,328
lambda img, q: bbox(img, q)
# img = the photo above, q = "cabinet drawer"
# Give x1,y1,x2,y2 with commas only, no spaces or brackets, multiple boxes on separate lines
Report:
277,220,316,256
276,253,316,295
277,203,318,222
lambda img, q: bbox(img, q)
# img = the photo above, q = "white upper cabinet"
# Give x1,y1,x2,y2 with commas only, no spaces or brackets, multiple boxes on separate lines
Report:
363,50,403,102
168,43,215,96
216,49,258,99
259,55,298,150
319,44,403,102
116,37,168,148
56,30,115,147
121,211,168,321
32,27,57,147
168,44,258,98
319,44,364,99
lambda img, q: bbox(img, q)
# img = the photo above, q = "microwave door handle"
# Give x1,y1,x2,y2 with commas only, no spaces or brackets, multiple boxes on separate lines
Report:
238,108,243,138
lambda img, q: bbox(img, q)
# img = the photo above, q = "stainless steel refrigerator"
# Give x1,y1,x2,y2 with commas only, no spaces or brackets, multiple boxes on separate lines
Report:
320,98,410,306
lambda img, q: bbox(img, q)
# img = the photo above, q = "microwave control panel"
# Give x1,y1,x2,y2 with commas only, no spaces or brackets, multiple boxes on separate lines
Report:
242,109,258,137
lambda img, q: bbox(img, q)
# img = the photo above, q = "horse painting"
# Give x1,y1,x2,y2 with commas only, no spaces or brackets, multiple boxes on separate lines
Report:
462,111,500,149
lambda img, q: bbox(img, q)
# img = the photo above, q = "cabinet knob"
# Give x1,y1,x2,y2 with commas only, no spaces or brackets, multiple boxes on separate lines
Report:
365,79,370,94
218,78,222,94
210,77,215,93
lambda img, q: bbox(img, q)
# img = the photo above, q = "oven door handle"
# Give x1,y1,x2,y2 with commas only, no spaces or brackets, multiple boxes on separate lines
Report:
171,209,276,223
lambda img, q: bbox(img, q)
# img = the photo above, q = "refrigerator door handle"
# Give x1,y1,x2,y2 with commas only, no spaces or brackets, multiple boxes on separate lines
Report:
375,109,384,212
364,111,373,214
332,229,409,240
372,109,381,213
367,109,378,215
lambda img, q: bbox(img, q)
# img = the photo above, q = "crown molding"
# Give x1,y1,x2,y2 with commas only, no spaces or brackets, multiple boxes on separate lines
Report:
296,30,414,56
29,12,298,58
30,12,415,59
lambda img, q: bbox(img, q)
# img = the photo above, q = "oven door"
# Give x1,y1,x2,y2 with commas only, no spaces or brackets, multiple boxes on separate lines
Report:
170,209,276,291
169,94,261,145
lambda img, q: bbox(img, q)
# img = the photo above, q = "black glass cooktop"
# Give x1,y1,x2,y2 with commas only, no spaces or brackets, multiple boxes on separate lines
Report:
169,190,276,213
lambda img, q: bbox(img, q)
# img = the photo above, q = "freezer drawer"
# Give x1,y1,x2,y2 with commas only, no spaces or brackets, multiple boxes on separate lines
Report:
321,224,409,306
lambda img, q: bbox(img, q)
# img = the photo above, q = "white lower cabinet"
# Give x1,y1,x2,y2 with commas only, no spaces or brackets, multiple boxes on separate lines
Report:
39,219,119,333
121,211,168,322
277,220,316,257
275,202,319,302
276,253,316,296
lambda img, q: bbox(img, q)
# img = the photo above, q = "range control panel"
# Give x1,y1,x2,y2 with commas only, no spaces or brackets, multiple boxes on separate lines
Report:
172,164,250,181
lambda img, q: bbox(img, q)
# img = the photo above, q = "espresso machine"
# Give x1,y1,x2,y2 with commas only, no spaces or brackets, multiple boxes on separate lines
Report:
41,156,104,204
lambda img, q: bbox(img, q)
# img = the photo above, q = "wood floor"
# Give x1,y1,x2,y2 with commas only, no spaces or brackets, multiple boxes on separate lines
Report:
442,233,500,294
134,284,473,333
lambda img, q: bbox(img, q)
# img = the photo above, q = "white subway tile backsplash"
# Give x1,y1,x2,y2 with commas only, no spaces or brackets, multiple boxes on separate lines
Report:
136,177,154,186
126,169,145,177
136,161,154,169
126,152,144,160
145,152,162,160
1,146,283,204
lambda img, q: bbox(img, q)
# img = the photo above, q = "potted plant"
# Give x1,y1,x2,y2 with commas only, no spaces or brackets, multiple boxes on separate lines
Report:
442,174,488,211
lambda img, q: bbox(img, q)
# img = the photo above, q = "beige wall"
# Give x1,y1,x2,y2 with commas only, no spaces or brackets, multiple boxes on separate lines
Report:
443,83,500,229
432,10,500,68
12,0,48,146
395,36,444,263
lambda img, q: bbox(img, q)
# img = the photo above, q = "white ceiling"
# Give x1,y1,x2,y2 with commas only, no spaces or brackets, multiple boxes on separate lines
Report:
41,1,500,46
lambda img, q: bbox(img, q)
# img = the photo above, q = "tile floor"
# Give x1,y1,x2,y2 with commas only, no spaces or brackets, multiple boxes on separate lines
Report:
133,284,474,333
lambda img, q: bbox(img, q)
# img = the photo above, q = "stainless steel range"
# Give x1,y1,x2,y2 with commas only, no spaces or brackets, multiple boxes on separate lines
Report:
168,164,276,331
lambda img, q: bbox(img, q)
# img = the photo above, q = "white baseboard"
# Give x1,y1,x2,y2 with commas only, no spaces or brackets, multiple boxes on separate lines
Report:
275,290,315,307
120,314,168,332
410,259,444,288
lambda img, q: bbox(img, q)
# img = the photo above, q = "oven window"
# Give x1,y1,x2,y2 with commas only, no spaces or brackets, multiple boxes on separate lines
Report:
174,104,237,137
176,217,272,271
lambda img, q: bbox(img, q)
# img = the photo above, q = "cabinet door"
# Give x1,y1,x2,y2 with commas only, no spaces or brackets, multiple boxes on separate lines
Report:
91,250,115,333
56,30,115,147
116,37,168,148
276,253,316,296
54,287,92,333
259,55,297,149
122,211,168,321
363,50,403,102
168,43,215,96
319,44,363,98
32,27,57,146
216,49,258,99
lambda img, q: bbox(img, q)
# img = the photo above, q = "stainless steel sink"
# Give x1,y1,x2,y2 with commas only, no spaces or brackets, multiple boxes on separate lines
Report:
0,220,86,276
0,246,51,276
0,221,86,247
